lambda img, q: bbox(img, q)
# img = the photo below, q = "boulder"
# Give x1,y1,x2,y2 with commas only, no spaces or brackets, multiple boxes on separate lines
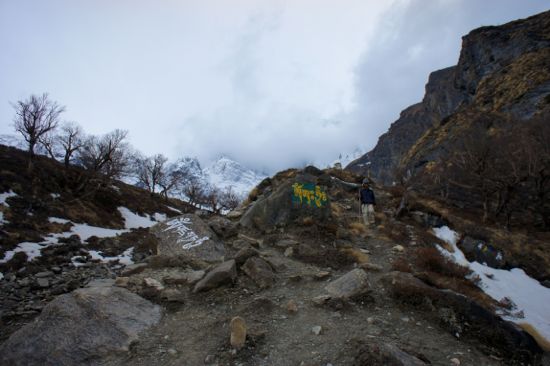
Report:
150,214,225,263
274,239,299,249
163,270,205,285
241,257,275,288
354,342,427,366
325,268,370,300
233,246,259,266
193,260,237,293
459,236,505,268
240,173,331,232
0,286,161,366
208,216,238,239
121,263,148,276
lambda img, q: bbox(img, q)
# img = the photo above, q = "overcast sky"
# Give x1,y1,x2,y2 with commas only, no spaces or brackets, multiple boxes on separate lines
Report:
0,1,548,173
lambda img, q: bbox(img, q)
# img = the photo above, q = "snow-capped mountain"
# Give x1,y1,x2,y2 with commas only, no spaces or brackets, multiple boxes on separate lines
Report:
204,156,267,198
330,147,366,168
171,156,266,198
172,157,209,185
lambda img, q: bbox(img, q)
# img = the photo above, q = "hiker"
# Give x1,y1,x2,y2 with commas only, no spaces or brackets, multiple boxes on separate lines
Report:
359,179,376,226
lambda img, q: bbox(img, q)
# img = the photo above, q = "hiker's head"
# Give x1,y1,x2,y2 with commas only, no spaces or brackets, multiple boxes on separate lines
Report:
362,178,369,187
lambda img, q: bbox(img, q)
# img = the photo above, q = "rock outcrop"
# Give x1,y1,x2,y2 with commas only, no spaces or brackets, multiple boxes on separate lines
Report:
348,10,550,184
240,169,331,232
150,214,225,263
347,66,464,184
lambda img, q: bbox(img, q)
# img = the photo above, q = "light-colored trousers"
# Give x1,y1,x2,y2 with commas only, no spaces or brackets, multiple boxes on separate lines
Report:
362,204,375,226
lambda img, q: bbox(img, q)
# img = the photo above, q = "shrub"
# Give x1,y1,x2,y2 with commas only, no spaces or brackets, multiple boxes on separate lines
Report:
414,247,470,279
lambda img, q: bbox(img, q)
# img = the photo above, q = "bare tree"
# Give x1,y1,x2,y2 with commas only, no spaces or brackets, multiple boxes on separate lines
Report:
58,122,83,168
36,121,83,167
204,186,222,214
449,131,499,222
78,129,129,177
134,154,168,195
219,187,241,211
75,129,130,194
12,93,65,169
182,178,205,208
158,166,186,201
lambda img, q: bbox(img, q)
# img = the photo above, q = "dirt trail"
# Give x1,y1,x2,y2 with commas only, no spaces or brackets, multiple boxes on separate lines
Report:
105,211,505,366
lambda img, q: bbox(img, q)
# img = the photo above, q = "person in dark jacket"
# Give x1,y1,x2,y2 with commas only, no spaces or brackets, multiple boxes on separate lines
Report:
359,179,376,226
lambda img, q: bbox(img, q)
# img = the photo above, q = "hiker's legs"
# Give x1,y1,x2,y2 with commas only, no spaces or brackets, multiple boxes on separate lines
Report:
367,204,375,225
362,204,369,226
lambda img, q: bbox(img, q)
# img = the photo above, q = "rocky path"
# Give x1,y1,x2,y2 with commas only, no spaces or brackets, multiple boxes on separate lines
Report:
105,221,504,366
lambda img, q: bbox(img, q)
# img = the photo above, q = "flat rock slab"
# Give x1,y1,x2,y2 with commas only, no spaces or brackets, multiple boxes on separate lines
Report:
193,259,237,293
325,268,370,299
0,286,162,366
151,214,225,263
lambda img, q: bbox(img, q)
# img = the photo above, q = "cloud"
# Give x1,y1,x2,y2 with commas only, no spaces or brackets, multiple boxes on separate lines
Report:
0,1,548,174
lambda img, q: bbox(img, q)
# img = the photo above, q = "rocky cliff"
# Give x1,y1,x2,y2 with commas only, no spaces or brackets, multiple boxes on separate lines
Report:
347,66,465,183
347,10,550,185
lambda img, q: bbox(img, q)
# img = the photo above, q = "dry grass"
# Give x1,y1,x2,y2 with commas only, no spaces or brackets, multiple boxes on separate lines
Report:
330,203,344,218
518,323,550,352
414,247,470,279
340,248,369,264
392,257,413,273
348,221,367,236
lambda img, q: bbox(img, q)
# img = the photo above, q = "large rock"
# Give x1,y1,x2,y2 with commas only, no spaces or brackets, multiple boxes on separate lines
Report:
459,236,505,269
150,214,225,263
208,216,238,239
193,259,237,293
325,268,370,299
0,286,161,366
241,257,275,288
354,342,427,366
240,172,331,232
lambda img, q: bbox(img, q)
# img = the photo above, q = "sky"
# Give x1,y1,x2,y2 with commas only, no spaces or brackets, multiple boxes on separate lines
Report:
0,0,548,174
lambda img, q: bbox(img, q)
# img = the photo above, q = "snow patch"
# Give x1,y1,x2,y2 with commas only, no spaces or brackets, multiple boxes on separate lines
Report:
50,193,61,199
0,272,4,280
0,190,17,207
166,206,183,214
48,217,70,224
0,211,6,225
88,247,134,265
0,242,47,263
1,208,165,264
434,225,550,347
118,207,164,229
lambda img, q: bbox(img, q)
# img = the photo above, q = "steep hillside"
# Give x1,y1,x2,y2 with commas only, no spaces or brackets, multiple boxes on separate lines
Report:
0,144,193,337
2,164,549,365
348,10,550,186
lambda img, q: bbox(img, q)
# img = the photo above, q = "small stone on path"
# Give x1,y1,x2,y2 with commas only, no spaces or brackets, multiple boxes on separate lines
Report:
286,299,298,313
230,316,247,350
311,326,322,335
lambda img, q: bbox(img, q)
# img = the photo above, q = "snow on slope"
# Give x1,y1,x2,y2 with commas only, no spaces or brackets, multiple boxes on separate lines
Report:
0,207,167,264
434,226,550,350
